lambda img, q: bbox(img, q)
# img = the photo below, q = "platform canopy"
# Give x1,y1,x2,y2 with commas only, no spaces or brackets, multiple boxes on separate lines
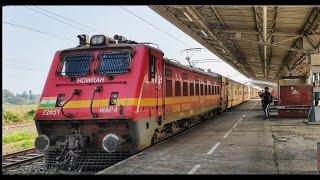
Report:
150,6,320,83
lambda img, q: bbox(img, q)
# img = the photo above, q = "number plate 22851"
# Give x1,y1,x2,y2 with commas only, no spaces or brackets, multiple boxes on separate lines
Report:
42,109,60,116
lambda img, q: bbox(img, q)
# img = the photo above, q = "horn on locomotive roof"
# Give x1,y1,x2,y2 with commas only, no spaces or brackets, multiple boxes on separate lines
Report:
114,35,138,44
114,34,127,43
77,34,90,47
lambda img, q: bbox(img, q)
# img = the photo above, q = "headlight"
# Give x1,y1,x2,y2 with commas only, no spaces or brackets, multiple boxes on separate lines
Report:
35,134,50,152
90,35,107,46
102,133,121,153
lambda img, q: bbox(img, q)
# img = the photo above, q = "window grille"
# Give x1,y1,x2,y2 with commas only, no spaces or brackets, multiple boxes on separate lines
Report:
57,53,93,77
97,50,131,75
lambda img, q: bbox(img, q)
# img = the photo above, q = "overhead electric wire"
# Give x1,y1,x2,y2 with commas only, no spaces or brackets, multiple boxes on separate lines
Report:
194,61,220,63
23,6,92,33
32,6,96,32
120,6,191,48
3,21,76,42
193,58,220,61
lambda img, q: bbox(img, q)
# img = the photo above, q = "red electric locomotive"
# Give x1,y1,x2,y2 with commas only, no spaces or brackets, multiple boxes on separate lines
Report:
34,34,255,172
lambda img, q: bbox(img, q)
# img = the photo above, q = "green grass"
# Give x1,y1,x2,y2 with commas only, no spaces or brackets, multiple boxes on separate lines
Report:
3,130,37,150
2,105,36,124
21,139,34,149
2,105,38,153
3,130,37,144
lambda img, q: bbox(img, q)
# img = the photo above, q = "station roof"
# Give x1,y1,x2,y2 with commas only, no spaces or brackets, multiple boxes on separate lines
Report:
150,6,320,83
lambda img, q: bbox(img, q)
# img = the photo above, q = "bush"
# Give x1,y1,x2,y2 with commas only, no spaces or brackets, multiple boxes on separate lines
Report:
2,107,36,124
23,109,35,120
3,111,21,123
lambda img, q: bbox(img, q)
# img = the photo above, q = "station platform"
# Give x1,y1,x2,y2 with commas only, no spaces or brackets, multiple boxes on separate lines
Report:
97,99,320,174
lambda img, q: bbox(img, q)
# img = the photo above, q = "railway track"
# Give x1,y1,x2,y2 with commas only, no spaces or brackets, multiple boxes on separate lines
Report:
2,148,44,171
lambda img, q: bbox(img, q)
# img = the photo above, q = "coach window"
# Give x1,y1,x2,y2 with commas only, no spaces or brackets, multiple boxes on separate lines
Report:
211,85,214,95
214,86,217,95
217,86,220,94
183,82,188,96
165,68,172,77
204,85,207,95
208,85,211,95
149,55,156,81
190,83,194,96
200,84,204,96
182,73,188,80
195,83,199,96
175,81,181,96
166,80,172,97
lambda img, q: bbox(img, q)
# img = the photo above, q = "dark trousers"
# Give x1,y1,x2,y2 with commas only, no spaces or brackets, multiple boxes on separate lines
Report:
263,103,270,119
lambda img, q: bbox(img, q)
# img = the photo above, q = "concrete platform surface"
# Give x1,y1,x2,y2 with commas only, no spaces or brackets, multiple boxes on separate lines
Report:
97,99,320,174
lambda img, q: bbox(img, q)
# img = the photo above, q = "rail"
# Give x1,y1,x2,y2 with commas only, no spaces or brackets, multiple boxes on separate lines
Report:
2,148,44,171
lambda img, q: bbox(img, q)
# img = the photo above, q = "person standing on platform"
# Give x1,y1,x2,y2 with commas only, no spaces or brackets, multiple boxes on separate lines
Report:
258,90,264,110
259,87,273,120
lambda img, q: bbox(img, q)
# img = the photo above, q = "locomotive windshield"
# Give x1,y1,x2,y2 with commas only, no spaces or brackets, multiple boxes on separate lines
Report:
97,50,131,75
60,54,93,76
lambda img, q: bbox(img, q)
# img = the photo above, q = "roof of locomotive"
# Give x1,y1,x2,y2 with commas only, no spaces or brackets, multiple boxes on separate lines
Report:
164,58,222,79
59,43,164,54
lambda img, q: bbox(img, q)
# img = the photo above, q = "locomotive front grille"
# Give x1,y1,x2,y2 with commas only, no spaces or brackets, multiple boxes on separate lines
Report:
45,150,131,172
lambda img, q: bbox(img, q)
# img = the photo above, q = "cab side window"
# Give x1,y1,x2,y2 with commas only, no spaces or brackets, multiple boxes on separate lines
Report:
149,55,156,81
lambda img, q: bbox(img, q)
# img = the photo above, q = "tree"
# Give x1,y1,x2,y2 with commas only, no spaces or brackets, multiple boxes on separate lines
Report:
29,90,32,100
2,89,40,105
21,91,29,99
7,96,28,105
2,89,14,102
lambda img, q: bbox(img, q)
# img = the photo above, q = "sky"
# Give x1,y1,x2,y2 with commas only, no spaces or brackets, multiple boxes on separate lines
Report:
2,6,251,94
